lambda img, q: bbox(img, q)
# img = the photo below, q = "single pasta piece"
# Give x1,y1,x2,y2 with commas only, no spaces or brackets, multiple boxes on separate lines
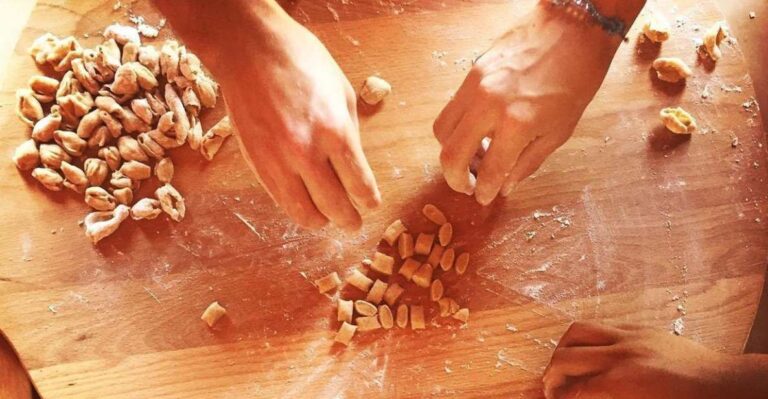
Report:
314,272,341,294
354,300,378,316
652,57,692,83
383,283,405,306
455,252,470,275
410,305,426,330
438,223,453,246
335,322,357,346
338,298,353,323
430,279,444,302
453,308,469,324
440,248,455,271
379,304,394,329
439,297,460,317
426,245,445,267
356,316,382,332
382,219,407,246
359,76,391,105
642,13,671,43
396,304,409,328
701,21,728,61
201,301,226,327
422,203,447,225
366,279,389,304
414,233,435,256
399,258,421,281
347,269,374,292
412,263,434,288
398,232,414,259
371,251,395,275
660,107,697,134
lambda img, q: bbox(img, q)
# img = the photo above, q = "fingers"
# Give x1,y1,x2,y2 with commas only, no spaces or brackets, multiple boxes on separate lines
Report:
433,70,480,144
500,133,567,197
233,126,329,229
544,346,620,399
474,118,535,205
328,130,381,211
557,375,610,399
557,321,625,349
439,108,494,195
299,158,363,231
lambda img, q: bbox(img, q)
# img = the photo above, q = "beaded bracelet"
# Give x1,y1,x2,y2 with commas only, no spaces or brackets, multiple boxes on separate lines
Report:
545,0,628,38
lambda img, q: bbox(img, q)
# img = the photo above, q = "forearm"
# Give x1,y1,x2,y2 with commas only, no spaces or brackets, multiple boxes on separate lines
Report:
151,0,292,75
725,354,768,399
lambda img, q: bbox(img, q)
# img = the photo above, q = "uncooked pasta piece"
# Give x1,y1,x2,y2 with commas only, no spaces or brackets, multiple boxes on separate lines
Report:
200,301,226,327
440,248,455,271
356,316,382,332
371,251,395,275
422,203,447,225
335,322,357,346
346,269,374,292
455,252,470,275
398,232,414,259
366,279,388,304
379,304,394,329
382,219,407,246
338,298,353,323
396,304,409,328
315,272,341,294
453,308,469,324
426,245,445,267
383,283,405,306
354,300,378,316
438,223,453,246
430,279,444,302
412,263,434,288
399,258,421,281
410,305,425,330
414,233,435,256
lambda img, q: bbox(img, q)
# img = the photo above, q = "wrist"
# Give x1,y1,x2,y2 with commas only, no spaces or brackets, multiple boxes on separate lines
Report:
591,0,647,24
152,0,293,72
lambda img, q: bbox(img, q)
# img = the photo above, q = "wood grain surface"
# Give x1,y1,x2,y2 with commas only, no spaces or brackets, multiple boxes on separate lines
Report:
1,0,767,398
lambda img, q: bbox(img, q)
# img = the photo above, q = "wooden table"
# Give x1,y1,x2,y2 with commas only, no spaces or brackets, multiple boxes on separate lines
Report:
1,0,766,398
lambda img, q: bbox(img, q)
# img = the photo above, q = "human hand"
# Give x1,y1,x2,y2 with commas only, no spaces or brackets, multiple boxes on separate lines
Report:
433,1,626,205
210,7,380,230
543,321,768,399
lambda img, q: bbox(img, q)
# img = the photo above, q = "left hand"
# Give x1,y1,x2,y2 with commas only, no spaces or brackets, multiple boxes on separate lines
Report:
433,2,622,205
543,321,756,399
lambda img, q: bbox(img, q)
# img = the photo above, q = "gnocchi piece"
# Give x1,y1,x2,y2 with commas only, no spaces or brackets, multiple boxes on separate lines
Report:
410,305,425,330
201,301,227,327
660,107,697,134
131,198,162,220
354,300,378,317
335,322,357,346
414,233,435,256
13,139,39,170
642,13,671,43
378,304,394,329
356,316,382,332
382,219,407,246
383,283,405,306
156,183,186,222
112,188,133,206
440,248,455,271
85,187,116,211
371,251,395,275
652,57,692,83
426,245,445,267
155,157,174,183
83,204,130,244
422,204,447,225
396,304,409,328
430,279,444,302
412,263,434,288
39,143,71,169
452,308,470,324
315,272,342,294
399,258,421,281
455,252,470,275
438,223,453,246
31,167,63,191
398,232,414,259
338,298,354,324
346,269,374,292
359,76,391,105
366,279,389,304
701,21,728,61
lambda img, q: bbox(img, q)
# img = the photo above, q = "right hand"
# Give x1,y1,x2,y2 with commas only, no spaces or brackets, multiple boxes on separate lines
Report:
211,8,380,230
